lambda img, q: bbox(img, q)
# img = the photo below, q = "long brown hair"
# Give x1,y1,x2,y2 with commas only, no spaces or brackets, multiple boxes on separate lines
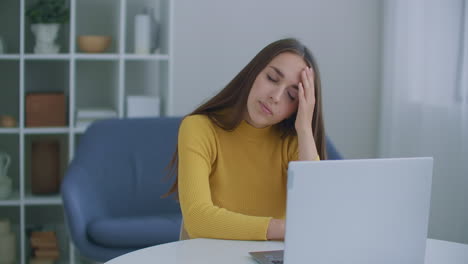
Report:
164,38,327,198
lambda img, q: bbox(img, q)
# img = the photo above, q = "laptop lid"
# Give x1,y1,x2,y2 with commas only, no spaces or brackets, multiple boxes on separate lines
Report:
284,157,433,264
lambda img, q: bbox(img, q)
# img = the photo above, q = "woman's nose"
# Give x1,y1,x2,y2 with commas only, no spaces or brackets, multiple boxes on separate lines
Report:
269,87,283,103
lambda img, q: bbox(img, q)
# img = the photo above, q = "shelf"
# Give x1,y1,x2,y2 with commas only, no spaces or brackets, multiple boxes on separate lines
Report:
2,54,171,61
76,0,120,54
0,55,20,60
124,54,169,61
0,128,20,134
24,60,70,100
125,60,162,93
24,54,71,60
76,60,119,111
0,191,21,206
75,53,120,60
23,128,70,134
24,193,62,206
74,53,169,61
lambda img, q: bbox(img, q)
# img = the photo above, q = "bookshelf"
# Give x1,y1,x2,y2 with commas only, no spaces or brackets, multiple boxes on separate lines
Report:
0,0,173,263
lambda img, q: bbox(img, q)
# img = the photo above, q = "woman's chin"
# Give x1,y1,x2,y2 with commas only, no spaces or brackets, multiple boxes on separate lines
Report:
250,117,272,128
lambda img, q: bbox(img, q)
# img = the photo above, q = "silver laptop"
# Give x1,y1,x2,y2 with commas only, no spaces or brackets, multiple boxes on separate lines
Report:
250,157,433,264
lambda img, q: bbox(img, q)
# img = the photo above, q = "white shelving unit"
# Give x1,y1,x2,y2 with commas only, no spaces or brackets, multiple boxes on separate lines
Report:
0,0,173,263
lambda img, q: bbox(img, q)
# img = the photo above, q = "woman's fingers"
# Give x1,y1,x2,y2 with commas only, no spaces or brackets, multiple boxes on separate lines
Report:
301,68,309,100
308,67,315,102
298,82,305,103
300,67,315,104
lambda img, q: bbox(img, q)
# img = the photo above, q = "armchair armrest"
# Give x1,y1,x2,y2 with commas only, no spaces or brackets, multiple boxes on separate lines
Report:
62,164,131,262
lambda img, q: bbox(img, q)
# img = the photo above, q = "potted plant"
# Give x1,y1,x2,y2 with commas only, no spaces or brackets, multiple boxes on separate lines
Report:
26,0,69,54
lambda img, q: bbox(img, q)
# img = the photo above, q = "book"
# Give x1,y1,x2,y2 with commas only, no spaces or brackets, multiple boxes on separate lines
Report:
30,237,58,249
34,249,60,259
29,258,54,264
31,231,56,239
76,108,117,119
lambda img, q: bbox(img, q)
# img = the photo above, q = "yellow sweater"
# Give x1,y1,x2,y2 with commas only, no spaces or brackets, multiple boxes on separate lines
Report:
178,114,299,240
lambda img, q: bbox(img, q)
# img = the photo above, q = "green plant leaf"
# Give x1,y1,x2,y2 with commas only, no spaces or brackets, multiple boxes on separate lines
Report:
26,0,69,24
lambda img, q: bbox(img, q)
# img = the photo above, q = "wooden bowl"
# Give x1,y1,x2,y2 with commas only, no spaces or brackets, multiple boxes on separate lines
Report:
0,115,17,127
78,35,112,53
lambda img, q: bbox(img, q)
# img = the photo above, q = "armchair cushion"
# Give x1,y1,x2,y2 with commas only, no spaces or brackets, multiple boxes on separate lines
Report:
88,214,182,248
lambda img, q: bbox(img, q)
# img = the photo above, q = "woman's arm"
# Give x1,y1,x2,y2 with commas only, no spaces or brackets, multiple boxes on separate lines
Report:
266,219,285,240
296,67,319,161
297,128,319,161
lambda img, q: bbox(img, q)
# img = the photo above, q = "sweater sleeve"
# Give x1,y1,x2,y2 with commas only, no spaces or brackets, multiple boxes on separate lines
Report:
177,116,272,240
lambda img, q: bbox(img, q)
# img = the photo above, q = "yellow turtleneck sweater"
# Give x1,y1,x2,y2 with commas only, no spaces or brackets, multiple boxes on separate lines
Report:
178,114,300,240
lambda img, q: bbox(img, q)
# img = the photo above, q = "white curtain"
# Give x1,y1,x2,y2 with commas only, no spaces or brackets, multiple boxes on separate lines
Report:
379,0,468,243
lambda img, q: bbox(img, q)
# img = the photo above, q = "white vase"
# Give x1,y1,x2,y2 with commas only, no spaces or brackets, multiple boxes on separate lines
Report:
134,7,160,54
31,23,60,54
0,219,16,264
0,152,12,200
0,176,12,200
134,14,151,54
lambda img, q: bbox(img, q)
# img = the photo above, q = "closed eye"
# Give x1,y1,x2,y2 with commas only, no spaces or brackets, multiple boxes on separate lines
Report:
267,74,278,83
287,92,297,101
287,88,298,101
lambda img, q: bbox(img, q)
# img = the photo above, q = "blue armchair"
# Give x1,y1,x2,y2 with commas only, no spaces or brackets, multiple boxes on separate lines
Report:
62,117,342,262
61,117,183,262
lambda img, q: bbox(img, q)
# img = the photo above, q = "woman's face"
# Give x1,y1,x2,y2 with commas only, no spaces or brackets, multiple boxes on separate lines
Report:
245,52,308,128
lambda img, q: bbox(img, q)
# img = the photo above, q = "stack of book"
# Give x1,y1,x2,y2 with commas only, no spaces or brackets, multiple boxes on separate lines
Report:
30,231,59,264
75,108,118,130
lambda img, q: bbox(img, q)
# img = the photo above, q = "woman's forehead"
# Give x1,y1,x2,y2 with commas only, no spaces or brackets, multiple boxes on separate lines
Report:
269,52,306,68
266,53,307,81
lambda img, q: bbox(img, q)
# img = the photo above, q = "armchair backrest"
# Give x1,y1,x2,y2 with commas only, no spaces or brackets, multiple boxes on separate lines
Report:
71,117,182,217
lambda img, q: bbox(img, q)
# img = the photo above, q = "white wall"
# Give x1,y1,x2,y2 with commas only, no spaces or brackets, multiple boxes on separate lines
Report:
172,0,382,159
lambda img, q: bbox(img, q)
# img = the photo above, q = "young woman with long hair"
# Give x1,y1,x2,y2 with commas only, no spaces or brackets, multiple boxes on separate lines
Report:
165,38,327,241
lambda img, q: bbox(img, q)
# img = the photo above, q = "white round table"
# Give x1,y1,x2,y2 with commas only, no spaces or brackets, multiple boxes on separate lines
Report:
105,238,468,264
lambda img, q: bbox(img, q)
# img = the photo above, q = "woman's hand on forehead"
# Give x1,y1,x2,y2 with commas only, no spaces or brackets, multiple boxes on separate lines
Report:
295,67,316,133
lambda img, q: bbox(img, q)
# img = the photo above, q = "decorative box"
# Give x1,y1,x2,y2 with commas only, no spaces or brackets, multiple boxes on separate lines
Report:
26,93,66,127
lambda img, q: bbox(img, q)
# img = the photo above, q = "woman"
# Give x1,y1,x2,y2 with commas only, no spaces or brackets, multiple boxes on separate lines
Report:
165,38,327,240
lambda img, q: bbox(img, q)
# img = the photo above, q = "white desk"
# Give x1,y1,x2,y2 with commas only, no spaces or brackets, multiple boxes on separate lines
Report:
106,238,468,264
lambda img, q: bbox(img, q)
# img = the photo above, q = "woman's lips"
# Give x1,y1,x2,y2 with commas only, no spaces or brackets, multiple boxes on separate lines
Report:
259,101,273,115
